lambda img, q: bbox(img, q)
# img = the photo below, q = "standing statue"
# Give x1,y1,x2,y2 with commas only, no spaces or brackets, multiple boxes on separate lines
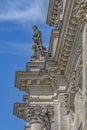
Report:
44,117,51,130
44,110,51,130
32,25,46,57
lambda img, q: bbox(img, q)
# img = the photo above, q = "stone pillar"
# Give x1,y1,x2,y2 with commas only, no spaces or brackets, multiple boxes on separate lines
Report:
59,95,68,130
54,100,58,130
30,119,43,130
82,22,87,130
55,93,68,130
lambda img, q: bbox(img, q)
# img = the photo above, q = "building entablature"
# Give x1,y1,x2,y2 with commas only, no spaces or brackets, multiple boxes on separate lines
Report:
16,54,67,92
45,1,86,76
16,69,56,92
51,0,86,75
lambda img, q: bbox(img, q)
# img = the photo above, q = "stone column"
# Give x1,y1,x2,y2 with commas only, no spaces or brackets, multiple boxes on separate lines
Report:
30,118,43,130
54,100,58,130
59,95,68,130
53,82,68,130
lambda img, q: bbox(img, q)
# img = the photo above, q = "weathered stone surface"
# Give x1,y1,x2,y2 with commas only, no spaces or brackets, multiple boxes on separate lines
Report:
14,0,86,130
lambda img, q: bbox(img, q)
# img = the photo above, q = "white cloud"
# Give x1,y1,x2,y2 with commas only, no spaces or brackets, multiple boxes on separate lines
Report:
0,0,49,23
0,41,49,55
0,42,32,55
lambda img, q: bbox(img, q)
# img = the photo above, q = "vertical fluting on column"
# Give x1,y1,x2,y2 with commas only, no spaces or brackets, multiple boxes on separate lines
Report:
59,95,68,130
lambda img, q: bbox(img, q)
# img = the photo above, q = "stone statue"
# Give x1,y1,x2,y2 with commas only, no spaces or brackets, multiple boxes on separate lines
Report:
44,117,51,130
44,113,51,130
32,25,46,57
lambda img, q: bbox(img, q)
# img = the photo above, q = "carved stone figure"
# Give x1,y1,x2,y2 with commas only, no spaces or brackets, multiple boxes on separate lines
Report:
32,25,46,57
44,117,51,130
44,109,51,130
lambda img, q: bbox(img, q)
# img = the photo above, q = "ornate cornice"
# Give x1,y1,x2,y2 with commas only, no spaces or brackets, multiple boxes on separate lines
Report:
46,0,63,27
55,0,81,74
75,0,87,23
51,0,86,75
16,70,56,92
16,56,61,92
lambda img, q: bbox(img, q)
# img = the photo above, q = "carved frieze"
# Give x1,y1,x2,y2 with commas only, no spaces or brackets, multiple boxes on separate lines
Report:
75,0,87,23
54,0,84,75
46,0,63,29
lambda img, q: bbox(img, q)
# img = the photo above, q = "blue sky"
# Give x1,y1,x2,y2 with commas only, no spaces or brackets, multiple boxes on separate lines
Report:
0,0,52,130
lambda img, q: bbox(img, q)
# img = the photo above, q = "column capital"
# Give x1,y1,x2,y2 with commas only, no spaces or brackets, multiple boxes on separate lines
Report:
24,105,54,122
14,103,54,123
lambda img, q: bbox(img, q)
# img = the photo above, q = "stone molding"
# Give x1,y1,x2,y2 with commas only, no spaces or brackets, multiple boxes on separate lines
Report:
46,0,63,27
52,0,86,75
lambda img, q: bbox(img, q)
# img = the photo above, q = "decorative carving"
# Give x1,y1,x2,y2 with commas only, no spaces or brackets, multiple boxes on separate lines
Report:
25,106,54,123
46,0,63,28
57,0,84,74
65,71,77,114
44,117,51,130
74,0,87,23
65,61,82,115
32,25,46,58
14,103,54,124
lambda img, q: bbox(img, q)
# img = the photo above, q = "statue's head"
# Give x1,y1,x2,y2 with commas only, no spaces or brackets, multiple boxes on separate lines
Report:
32,25,38,31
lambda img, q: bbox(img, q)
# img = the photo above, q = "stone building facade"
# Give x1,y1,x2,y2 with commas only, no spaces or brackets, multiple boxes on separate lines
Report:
14,0,87,130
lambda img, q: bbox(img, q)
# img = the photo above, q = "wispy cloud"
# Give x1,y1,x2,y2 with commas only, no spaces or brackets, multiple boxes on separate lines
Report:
0,0,49,23
0,42,32,55
0,41,49,55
